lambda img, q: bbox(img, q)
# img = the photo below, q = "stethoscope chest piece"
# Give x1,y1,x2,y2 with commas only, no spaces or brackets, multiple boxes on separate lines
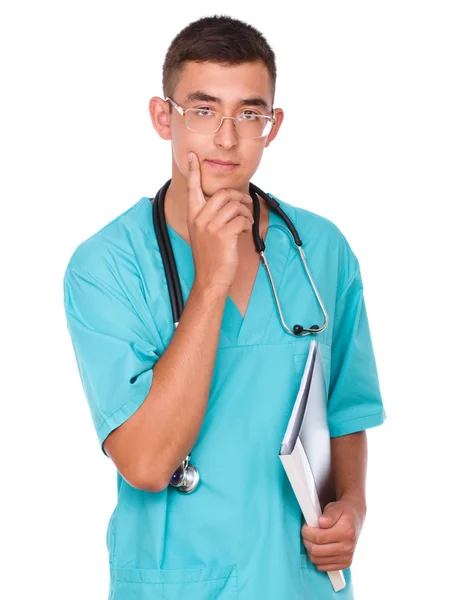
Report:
170,456,200,494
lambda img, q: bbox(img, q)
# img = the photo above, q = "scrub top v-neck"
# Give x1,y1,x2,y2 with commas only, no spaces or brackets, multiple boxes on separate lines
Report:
63,192,386,600
165,205,291,348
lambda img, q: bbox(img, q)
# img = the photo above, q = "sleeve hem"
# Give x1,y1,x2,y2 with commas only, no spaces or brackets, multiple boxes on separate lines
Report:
329,408,386,438
97,377,154,457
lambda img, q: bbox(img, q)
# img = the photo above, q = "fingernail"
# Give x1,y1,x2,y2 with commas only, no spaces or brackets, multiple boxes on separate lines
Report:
188,152,193,163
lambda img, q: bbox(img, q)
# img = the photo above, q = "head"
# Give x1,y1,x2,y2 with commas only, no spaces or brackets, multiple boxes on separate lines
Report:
149,15,284,199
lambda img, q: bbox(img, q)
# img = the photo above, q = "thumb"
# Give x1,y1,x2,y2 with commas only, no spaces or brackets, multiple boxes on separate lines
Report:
187,151,206,219
319,503,342,528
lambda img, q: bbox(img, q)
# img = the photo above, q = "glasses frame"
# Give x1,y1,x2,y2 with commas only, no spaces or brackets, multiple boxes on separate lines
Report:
165,96,276,139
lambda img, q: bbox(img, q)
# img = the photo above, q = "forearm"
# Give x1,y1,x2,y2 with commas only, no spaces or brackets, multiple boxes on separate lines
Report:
330,430,368,517
134,281,227,489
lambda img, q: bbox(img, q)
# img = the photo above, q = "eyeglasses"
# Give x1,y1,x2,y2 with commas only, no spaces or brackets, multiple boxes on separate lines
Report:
165,96,275,139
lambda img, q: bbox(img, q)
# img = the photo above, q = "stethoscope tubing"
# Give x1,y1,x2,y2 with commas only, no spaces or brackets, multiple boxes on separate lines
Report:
153,178,328,336
153,179,183,327
152,178,329,492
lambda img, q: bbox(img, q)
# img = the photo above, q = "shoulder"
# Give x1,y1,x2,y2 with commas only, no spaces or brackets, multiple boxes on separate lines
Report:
267,191,360,290
63,197,152,282
267,191,344,242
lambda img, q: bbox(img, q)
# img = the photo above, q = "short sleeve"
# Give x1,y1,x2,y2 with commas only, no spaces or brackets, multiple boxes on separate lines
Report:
63,266,160,456
327,262,387,437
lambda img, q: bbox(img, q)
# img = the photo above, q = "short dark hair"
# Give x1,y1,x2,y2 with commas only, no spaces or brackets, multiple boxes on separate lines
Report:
162,15,277,112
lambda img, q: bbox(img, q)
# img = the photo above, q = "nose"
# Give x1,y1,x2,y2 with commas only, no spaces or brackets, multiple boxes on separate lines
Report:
214,116,239,149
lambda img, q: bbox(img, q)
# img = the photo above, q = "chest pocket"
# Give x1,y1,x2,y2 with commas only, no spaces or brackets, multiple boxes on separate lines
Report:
109,563,238,599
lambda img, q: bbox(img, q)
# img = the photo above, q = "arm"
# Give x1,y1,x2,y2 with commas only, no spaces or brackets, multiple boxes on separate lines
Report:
104,281,227,492
300,234,385,568
331,430,368,520
104,154,255,492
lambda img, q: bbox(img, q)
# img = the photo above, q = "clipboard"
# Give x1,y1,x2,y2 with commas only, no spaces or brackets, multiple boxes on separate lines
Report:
279,340,346,592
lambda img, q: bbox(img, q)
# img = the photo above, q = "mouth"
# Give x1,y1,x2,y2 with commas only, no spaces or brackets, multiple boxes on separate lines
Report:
204,159,239,172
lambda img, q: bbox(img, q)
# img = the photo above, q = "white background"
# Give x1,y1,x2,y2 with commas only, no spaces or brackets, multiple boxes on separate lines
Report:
1,1,450,598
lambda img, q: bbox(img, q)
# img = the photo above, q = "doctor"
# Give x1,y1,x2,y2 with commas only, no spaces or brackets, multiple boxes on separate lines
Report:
63,14,386,600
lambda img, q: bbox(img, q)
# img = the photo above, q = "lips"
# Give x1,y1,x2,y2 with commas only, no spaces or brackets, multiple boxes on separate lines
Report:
206,159,238,166
204,159,239,172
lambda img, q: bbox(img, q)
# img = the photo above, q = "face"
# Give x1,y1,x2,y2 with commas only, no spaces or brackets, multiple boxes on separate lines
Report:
149,60,284,199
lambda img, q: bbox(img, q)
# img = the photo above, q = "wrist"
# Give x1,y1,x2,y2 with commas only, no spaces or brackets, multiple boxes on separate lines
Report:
339,492,367,519
192,279,230,303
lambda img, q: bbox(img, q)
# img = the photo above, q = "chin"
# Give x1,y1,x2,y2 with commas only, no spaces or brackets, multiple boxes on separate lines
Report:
201,173,242,197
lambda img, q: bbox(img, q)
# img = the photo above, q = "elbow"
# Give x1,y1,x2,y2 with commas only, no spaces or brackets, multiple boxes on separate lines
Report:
124,464,171,493
103,428,171,492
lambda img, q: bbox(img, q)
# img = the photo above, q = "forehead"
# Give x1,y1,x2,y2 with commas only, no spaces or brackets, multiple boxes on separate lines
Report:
174,60,273,108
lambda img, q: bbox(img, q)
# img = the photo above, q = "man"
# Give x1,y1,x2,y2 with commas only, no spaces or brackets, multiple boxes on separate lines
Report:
63,15,386,600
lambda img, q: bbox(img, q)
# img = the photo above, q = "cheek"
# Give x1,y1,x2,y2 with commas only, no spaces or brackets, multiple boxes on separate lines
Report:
241,142,265,177
250,140,266,161
172,130,203,166
171,125,188,147
240,140,265,168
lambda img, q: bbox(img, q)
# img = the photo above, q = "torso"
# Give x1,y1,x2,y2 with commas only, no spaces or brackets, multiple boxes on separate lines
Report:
101,192,348,599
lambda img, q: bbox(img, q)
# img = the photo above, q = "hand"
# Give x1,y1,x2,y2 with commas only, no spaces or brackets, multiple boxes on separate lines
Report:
301,498,365,572
186,151,254,297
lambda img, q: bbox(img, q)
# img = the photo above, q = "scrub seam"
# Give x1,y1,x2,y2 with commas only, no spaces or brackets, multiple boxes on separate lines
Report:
216,340,331,351
97,388,151,441
331,409,384,425
66,265,165,355
66,266,129,301
112,575,237,585
87,269,163,352
335,263,360,305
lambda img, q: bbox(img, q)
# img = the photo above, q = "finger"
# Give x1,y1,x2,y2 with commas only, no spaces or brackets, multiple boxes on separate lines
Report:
201,189,253,221
186,151,206,220
242,192,253,205
207,200,254,232
303,540,346,558
312,555,350,566
220,215,253,238
195,189,253,230
315,562,350,572
302,525,344,545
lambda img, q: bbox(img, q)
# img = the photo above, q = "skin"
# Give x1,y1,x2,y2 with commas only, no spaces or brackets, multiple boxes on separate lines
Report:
302,495,365,571
148,59,284,239
148,59,367,571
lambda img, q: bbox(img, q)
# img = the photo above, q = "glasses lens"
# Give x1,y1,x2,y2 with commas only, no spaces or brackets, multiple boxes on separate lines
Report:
235,114,271,137
185,109,273,138
185,108,222,133
235,114,272,138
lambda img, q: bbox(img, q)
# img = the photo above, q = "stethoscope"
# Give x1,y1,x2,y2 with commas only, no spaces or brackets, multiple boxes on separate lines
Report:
152,178,329,493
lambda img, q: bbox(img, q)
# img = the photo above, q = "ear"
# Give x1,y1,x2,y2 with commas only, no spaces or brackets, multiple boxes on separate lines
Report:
264,108,284,148
149,96,172,141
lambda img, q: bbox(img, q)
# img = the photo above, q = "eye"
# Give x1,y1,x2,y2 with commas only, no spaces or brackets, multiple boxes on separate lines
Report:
240,110,260,120
194,106,215,116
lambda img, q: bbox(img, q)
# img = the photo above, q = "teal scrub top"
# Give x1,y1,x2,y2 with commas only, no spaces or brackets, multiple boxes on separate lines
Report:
63,193,386,600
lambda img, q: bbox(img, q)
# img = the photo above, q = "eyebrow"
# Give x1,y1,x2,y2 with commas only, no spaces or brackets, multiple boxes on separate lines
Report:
184,91,271,112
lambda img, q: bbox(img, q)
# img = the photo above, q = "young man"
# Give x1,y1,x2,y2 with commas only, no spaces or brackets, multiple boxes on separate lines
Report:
63,15,386,600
